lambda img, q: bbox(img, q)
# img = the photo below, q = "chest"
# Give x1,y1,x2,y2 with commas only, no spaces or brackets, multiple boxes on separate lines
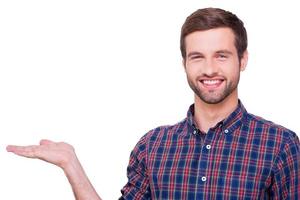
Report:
147,132,275,199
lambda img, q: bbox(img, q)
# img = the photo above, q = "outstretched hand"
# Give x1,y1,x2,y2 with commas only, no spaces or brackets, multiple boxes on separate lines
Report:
6,139,77,170
7,139,102,200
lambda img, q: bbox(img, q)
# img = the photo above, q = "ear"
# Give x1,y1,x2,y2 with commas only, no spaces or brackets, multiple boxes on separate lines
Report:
240,50,248,72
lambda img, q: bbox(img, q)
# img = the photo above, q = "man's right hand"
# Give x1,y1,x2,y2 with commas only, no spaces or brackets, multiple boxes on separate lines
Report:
6,139,77,170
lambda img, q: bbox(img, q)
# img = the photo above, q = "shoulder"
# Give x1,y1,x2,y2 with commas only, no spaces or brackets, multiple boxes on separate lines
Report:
134,118,188,149
128,119,188,163
245,112,299,149
246,112,297,136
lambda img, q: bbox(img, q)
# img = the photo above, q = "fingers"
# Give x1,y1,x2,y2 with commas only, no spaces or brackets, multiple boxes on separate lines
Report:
6,139,56,158
6,145,23,152
6,145,40,158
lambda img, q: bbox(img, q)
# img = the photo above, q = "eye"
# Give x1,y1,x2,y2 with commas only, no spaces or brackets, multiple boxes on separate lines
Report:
217,53,228,60
189,55,204,60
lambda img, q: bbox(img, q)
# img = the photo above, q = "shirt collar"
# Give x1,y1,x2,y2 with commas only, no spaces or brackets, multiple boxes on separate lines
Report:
187,100,248,135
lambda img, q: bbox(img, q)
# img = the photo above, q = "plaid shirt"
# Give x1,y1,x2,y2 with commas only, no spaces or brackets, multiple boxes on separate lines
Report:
120,101,300,199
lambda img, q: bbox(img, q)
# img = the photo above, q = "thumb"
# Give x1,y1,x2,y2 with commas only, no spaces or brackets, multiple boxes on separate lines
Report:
40,139,54,145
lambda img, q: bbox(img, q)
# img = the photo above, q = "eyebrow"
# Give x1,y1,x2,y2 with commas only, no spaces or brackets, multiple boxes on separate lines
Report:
215,50,233,55
187,52,204,58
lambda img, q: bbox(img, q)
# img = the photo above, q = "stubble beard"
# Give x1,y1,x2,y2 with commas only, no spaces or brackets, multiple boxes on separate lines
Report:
187,74,240,104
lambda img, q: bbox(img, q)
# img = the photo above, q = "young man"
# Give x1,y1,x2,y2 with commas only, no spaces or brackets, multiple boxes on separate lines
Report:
7,8,300,199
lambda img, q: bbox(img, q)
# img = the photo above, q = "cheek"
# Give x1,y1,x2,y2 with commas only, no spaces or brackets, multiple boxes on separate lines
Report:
221,61,240,77
185,68,199,81
185,62,203,75
225,67,241,82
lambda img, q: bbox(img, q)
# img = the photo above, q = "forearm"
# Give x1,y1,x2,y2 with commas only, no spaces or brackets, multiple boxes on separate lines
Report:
63,156,102,200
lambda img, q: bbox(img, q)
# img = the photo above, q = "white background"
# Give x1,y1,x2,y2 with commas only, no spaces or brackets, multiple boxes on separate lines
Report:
0,0,299,199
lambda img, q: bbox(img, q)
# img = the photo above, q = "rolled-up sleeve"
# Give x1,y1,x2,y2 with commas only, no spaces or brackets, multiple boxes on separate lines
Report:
272,132,300,199
120,135,151,200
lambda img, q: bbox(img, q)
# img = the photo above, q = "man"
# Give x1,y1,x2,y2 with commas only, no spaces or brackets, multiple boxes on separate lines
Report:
7,7,300,199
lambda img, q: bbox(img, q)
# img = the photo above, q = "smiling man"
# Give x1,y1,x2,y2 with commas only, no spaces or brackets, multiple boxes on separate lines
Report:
7,8,300,200
183,27,247,133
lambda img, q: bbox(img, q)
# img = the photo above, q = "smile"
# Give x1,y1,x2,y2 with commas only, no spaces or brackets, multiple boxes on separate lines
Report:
200,79,224,89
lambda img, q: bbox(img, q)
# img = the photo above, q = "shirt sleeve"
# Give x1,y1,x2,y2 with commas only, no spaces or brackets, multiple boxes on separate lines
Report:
271,132,300,199
119,135,151,200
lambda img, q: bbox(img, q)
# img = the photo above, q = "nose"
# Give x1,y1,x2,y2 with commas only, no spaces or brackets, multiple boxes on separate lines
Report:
202,59,218,77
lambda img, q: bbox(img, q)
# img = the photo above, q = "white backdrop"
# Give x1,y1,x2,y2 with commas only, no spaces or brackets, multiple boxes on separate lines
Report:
0,0,299,199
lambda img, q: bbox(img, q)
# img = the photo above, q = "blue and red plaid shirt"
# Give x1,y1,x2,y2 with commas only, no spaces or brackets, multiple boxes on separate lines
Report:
120,101,300,199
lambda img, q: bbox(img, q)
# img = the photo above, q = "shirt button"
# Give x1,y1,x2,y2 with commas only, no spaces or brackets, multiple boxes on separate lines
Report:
193,129,197,135
224,129,229,134
201,176,207,182
206,144,211,150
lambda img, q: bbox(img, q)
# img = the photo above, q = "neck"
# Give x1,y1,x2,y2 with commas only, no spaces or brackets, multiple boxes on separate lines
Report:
194,90,238,133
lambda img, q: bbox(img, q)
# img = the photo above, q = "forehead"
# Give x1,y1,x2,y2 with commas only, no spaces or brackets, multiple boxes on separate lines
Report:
185,27,236,54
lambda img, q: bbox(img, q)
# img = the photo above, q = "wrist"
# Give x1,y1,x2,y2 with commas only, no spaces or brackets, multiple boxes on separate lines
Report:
62,155,83,177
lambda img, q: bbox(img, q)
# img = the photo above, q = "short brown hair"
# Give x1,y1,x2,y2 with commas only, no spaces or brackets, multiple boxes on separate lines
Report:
180,8,247,61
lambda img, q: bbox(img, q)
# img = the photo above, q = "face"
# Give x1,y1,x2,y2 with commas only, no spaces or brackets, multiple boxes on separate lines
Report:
183,27,247,104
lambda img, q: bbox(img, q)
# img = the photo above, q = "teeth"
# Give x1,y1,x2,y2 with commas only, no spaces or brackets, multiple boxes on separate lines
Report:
202,80,221,85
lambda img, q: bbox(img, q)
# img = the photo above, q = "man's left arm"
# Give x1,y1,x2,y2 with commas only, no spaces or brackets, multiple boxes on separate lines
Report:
271,132,300,199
